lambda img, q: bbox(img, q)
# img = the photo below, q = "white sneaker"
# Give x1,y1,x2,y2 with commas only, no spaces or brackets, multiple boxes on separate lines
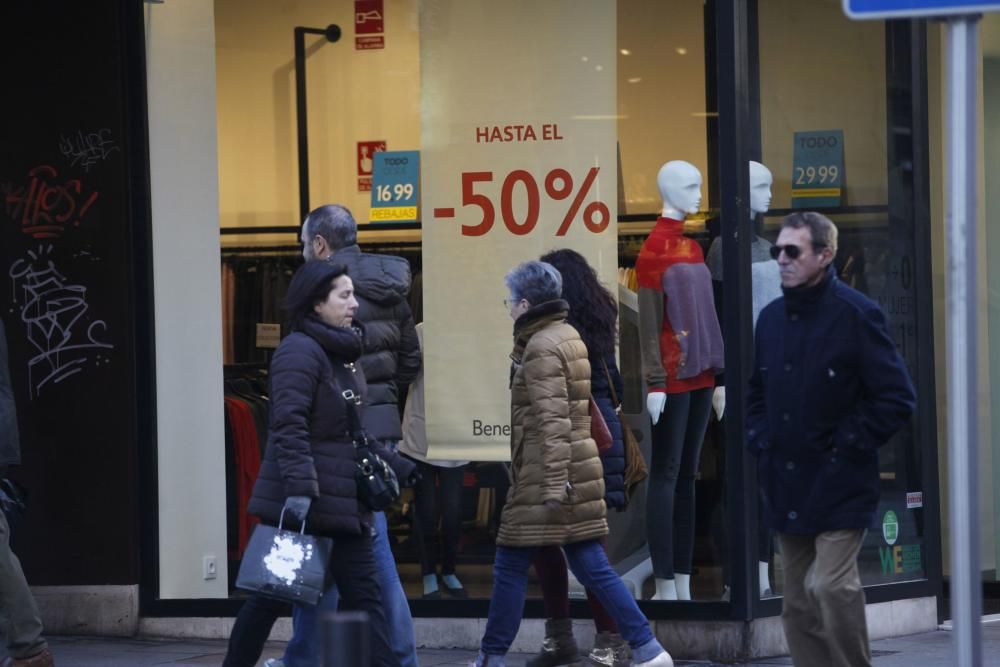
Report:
263,660,286,667
634,651,673,667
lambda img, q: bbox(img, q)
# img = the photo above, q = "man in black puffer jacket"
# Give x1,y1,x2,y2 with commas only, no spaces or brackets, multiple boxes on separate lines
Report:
299,204,421,667
302,204,420,442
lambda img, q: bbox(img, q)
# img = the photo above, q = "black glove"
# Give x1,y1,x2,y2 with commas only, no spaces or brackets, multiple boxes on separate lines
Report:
404,468,422,488
282,495,312,524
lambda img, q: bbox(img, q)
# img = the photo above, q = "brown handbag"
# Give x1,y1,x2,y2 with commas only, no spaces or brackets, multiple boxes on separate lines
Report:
590,397,613,454
602,358,648,506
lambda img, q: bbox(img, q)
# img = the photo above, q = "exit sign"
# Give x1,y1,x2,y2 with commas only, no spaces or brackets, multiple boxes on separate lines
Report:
844,0,1000,19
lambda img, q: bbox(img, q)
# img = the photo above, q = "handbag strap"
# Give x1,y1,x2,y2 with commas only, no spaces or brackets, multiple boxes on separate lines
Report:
601,357,621,410
332,364,370,449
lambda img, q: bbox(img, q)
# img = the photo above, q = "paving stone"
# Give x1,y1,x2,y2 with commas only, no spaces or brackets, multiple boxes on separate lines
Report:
17,627,1000,666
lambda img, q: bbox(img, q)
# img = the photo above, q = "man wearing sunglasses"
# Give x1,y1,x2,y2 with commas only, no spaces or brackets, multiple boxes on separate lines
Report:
746,212,916,667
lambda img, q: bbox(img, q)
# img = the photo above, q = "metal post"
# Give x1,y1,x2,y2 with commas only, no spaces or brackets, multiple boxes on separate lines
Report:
945,14,983,667
294,27,311,223
321,610,370,667
714,0,755,619
294,25,341,224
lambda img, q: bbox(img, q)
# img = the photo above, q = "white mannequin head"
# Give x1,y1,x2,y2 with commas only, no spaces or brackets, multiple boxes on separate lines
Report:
657,161,702,219
749,161,773,219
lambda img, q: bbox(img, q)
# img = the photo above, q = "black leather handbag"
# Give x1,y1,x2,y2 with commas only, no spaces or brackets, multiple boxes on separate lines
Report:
235,509,333,606
339,385,400,512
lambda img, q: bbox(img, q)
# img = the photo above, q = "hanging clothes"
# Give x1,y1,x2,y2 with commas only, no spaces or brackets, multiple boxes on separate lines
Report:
223,371,269,559
221,255,301,363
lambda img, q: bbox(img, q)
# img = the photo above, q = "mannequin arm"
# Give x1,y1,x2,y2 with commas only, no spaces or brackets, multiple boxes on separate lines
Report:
637,286,668,391
712,386,726,421
646,391,666,425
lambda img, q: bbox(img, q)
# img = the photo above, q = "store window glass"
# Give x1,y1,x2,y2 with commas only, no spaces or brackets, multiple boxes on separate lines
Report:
755,0,928,599
215,0,736,608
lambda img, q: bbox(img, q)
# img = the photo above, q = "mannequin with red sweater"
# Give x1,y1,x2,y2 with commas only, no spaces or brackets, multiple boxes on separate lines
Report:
635,161,723,600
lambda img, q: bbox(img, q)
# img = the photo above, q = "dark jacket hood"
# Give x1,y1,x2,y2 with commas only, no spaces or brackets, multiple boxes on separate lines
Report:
328,245,411,306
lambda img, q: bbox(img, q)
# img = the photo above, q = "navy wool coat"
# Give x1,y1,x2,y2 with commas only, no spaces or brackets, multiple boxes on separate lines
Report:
745,267,916,535
248,316,415,537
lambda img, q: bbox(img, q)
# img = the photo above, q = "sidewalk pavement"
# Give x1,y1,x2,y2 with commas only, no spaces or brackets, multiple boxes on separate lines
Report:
24,623,1000,666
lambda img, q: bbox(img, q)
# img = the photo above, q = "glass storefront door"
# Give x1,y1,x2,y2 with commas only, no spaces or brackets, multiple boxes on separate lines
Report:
748,0,938,603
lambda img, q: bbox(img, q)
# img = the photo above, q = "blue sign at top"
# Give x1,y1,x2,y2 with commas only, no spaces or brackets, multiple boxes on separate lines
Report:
844,0,1000,19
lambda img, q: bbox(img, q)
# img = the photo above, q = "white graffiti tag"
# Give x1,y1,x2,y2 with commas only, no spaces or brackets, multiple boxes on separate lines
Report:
58,128,119,172
9,247,113,398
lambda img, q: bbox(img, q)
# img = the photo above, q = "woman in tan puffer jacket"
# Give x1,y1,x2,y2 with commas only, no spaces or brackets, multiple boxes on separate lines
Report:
499,289,606,547
470,261,672,667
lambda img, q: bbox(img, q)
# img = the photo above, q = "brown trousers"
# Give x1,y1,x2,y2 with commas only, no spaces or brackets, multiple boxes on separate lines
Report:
778,529,870,667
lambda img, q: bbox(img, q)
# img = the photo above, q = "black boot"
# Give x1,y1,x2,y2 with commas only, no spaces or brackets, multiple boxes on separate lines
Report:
525,618,580,667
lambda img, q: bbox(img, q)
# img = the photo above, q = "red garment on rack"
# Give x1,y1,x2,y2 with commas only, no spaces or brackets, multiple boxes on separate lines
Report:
225,397,262,557
221,262,236,364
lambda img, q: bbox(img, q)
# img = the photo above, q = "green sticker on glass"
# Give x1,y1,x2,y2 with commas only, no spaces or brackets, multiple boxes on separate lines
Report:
882,510,899,545
901,544,922,573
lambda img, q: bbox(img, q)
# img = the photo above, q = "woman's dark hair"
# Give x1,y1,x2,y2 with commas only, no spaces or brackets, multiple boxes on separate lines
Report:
282,261,349,329
539,248,617,356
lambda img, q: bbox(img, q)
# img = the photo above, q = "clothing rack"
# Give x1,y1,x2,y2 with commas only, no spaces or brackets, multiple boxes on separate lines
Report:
221,245,302,254
220,226,300,236
763,204,889,218
220,225,424,254
224,362,269,374
220,222,422,236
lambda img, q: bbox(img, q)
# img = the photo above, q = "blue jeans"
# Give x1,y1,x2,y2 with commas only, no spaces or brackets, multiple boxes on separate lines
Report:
478,540,664,666
285,512,419,667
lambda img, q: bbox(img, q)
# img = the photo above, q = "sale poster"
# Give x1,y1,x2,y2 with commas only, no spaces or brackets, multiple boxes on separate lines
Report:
369,150,419,222
790,129,844,208
420,0,617,461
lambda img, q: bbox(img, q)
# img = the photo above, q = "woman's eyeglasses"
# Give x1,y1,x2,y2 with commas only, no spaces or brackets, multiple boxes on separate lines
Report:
769,243,825,261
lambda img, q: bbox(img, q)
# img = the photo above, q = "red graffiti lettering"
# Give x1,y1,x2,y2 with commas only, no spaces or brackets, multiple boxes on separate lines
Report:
2,165,100,238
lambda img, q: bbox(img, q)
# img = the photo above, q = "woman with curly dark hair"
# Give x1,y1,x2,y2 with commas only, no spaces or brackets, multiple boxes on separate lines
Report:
526,248,630,667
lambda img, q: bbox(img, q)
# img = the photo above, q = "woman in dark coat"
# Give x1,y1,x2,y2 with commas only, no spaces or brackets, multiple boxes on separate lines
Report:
527,248,629,667
247,260,414,667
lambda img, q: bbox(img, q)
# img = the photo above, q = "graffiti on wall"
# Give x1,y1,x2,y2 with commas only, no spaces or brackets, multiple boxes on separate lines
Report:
8,246,113,398
2,165,99,239
58,129,119,173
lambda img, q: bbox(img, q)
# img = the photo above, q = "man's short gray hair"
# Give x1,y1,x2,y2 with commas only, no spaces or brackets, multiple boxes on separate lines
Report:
782,211,838,257
505,261,563,306
303,204,358,251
